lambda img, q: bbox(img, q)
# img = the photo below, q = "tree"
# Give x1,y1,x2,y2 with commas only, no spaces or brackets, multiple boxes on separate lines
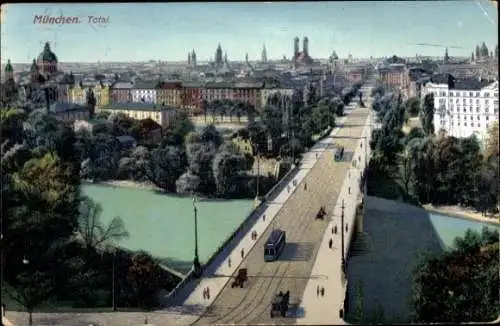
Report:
212,151,246,197
86,89,97,119
176,170,202,194
77,196,129,252
421,93,435,136
404,97,420,117
200,124,222,148
411,227,499,323
396,147,413,196
145,146,186,192
6,270,53,326
484,121,499,161
168,111,194,140
127,252,164,308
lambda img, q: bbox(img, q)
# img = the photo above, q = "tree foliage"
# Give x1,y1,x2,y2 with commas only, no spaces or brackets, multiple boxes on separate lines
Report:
411,227,499,323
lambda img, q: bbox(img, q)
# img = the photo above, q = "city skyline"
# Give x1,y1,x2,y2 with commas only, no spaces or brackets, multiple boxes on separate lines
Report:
0,1,498,64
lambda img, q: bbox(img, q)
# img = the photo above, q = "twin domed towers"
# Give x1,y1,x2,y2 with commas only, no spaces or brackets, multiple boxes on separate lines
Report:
294,36,309,58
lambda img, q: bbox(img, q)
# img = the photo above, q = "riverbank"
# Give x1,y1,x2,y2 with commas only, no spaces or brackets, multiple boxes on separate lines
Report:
423,204,500,226
84,179,161,191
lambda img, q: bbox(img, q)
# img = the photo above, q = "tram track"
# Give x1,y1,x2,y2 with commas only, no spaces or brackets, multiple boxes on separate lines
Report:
200,159,321,325
192,109,370,326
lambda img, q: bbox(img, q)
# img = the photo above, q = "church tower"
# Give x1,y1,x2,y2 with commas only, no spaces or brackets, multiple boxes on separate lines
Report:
294,37,300,58
261,44,268,63
191,49,197,68
215,43,223,67
303,37,309,57
4,59,14,81
188,52,191,65
245,53,249,63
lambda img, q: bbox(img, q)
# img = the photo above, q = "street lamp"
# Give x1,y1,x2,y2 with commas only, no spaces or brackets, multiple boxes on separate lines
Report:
107,246,117,312
192,197,202,278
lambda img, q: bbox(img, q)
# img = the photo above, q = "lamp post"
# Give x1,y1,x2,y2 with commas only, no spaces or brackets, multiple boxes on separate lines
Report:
108,246,117,312
192,196,202,278
22,258,32,326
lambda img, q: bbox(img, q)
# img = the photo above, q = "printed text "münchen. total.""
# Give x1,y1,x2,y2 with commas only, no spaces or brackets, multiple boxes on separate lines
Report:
33,15,110,24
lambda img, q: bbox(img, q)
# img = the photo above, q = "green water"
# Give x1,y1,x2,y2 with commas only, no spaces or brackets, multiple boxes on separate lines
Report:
82,184,253,273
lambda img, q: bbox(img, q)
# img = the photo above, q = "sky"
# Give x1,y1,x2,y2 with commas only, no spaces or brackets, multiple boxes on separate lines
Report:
0,1,498,63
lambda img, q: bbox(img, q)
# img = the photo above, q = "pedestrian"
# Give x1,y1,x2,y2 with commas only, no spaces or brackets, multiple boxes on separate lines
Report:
316,153,318,159
263,214,266,221
207,287,211,299
329,238,333,249
321,287,325,297
203,287,207,300
334,225,337,234
287,185,291,193
346,224,348,232
241,248,244,258
348,187,351,194
228,257,231,267
304,183,307,191
316,285,320,297
331,227,334,234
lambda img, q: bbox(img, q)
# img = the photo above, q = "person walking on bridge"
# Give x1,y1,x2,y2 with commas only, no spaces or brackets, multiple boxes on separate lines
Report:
329,238,333,249
241,248,244,258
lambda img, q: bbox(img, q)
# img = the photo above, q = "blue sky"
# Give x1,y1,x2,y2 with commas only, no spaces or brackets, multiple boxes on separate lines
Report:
1,1,498,63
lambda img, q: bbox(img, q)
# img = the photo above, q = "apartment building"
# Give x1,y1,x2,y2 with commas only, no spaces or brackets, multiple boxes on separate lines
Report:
101,102,177,129
422,74,499,140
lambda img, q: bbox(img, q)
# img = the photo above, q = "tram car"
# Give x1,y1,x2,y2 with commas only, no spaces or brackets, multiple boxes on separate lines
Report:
264,229,286,262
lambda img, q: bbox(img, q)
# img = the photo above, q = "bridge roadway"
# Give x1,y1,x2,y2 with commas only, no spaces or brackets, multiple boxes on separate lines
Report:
192,106,371,325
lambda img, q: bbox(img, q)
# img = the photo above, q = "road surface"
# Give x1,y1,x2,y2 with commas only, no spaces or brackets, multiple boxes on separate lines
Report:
191,106,371,326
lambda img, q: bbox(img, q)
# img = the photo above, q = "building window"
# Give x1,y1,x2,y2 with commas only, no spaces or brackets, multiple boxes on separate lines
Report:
471,123,474,127
463,108,466,113
469,92,473,97
486,116,489,120
478,123,481,128
464,122,467,126
484,92,490,97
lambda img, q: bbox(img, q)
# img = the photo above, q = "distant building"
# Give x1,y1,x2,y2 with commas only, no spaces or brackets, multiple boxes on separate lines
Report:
422,74,499,140
110,81,133,103
48,101,90,123
156,81,183,107
292,37,314,68
35,42,58,80
181,81,203,115
378,63,411,97
131,80,157,103
101,102,177,128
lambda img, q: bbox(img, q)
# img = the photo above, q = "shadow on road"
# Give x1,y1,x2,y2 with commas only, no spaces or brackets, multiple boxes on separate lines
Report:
278,242,315,262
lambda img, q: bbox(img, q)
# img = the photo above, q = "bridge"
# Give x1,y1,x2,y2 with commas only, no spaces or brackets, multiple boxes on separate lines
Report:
161,79,377,325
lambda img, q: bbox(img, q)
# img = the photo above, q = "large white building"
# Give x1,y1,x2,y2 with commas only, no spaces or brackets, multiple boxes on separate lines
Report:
131,81,157,104
422,74,499,140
